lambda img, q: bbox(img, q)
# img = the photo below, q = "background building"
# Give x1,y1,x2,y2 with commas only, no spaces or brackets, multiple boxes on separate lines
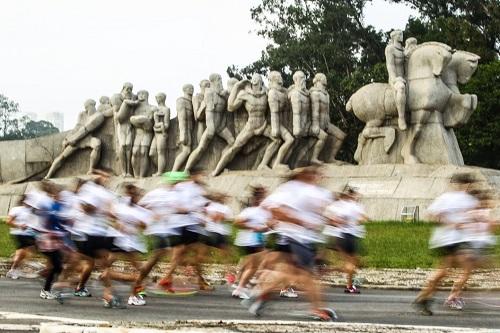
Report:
40,112,64,131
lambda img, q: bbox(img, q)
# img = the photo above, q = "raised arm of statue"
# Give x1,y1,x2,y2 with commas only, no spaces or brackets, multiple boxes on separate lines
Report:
310,91,321,136
227,80,247,112
268,90,280,138
117,99,138,123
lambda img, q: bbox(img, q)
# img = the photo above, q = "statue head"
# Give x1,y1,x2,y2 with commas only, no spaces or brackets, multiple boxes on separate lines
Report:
137,90,149,102
84,99,96,113
454,50,480,84
182,84,194,97
313,73,327,87
292,71,306,90
250,73,263,88
227,78,239,93
156,92,166,105
99,96,110,105
208,73,223,91
390,30,403,44
405,37,417,49
199,79,210,92
268,71,283,87
121,82,133,99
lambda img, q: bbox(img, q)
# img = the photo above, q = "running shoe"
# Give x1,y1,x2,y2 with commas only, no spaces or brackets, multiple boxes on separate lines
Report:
134,286,147,298
444,298,463,310
344,286,361,294
6,269,20,280
199,282,215,291
280,287,298,298
225,273,236,285
74,287,92,297
242,294,268,317
413,298,433,316
311,309,334,321
157,278,175,293
103,296,126,309
128,295,146,306
39,289,58,300
232,288,250,300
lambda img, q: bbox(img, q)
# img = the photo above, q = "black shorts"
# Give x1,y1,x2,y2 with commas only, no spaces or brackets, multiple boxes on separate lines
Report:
289,240,316,271
152,235,171,250
201,232,227,249
239,246,263,256
274,243,291,253
169,226,200,247
77,236,114,258
336,233,359,256
14,235,36,249
434,243,464,257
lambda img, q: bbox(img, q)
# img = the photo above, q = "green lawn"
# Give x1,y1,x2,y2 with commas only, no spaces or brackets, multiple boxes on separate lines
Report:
0,219,498,269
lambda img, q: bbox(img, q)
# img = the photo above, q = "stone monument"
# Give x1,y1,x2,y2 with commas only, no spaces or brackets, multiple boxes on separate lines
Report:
149,92,170,176
172,84,195,171
130,90,154,178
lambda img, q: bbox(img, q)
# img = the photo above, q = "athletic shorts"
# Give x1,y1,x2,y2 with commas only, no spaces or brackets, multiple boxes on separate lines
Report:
289,240,316,271
14,235,36,249
336,233,359,256
168,226,200,247
274,243,291,253
151,235,171,250
200,232,227,249
239,246,263,256
77,236,114,258
434,243,464,257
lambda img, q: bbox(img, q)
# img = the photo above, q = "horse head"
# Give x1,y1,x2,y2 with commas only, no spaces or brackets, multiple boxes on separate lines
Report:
407,42,453,80
454,50,481,84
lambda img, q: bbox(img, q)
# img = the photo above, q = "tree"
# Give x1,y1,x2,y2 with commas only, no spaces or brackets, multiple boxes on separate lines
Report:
228,0,386,161
0,94,21,139
21,120,59,139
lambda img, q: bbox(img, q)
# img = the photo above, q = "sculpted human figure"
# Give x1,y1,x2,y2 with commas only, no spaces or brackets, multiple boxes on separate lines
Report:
385,29,408,131
172,84,195,171
97,96,112,114
212,73,273,176
288,71,325,165
149,93,170,176
264,71,295,169
45,99,111,178
130,90,154,178
192,79,210,144
184,73,235,172
112,82,137,177
310,73,346,162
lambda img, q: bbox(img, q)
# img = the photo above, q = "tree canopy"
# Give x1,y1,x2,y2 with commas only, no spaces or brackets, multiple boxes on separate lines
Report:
229,0,499,168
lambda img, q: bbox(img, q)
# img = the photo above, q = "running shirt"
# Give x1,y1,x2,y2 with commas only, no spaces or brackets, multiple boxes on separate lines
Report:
234,206,271,247
112,198,152,253
462,208,497,247
140,187,178,236
8,206,39,236
204,202,233,236
428,191,479,248
323,199,366,238
168,181,208,229
262,180,332,244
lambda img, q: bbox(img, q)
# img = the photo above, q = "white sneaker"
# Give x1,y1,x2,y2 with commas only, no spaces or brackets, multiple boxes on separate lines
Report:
40,289,58,300
128,295,146,306
6,269,20,280
280,287,298,298
232,288,250,300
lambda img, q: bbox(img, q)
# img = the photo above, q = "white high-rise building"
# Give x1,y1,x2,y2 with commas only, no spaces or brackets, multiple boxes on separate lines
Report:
41,112,64,131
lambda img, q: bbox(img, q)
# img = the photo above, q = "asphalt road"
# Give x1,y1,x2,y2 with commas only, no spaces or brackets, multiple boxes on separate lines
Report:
1,278,500,330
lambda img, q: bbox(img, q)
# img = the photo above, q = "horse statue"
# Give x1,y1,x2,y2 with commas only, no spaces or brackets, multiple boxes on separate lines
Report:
346,42,479,164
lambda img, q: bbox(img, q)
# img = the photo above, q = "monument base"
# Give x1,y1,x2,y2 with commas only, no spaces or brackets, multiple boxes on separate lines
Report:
0,164,498,220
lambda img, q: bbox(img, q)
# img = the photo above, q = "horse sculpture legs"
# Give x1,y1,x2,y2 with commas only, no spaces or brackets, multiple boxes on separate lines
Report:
401,110,431,164
354,120,396,163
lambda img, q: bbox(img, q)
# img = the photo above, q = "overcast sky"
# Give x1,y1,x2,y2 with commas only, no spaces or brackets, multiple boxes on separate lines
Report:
0,0,417,130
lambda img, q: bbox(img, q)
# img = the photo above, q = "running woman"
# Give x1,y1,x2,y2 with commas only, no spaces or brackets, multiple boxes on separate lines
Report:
323,188,367,294
414,173,479,315
5,195,41,279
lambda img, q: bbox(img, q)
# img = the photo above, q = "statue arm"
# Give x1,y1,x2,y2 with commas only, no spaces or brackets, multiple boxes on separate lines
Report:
196,99,207,121
289,91,302,137
117,99,137,123
130,114,153,130
177,100,188,144
227,81,247,112
385,46,396,82
310,92,320,135
163,107,170,134
268,91,280,138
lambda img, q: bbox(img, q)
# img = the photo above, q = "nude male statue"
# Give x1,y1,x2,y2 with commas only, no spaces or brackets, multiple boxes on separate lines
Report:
172,84,195,171
264,71,295,170
130,90,154,178
212,74,272,176
385,29,407,130
309,73,346,162
111,82,137,177
184,73,235,172
45,99,111,178
149,93,170,176
192,79,210,145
